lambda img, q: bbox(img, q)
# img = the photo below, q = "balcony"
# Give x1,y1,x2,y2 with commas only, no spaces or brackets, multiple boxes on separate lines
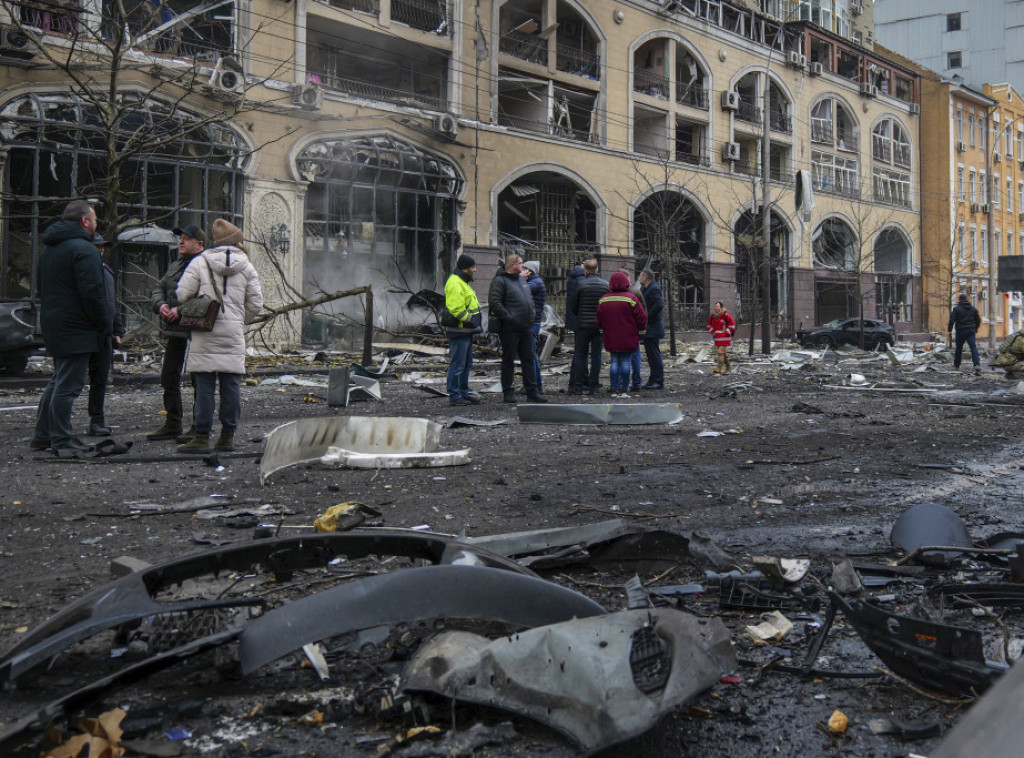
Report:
556,42,599,79
676,150,710,167
811,119,833,144
316,0,379,13
500,28,546,65
634,70,669,100
497,111,594,144
318,71,447,112
392,0,448,34
736,100,761,126
770,109,792,134
676,83,709,110
17,0,82,35
634,143,669,160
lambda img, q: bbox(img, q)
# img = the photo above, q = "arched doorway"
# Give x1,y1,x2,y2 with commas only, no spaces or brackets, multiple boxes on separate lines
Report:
734,209,789,329
874,226,912,324
812,217,858,323
633,190,704,331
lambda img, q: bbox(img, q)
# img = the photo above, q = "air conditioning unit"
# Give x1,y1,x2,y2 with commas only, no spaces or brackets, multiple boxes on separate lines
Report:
808,62,823,76
721,91,740,111
970,203,981,213
434,113,459,141
786,51,806,69
909,103,920,115
850,0,862,15
722,141,741,161
957,140,967,153
980,203,991,213
292,84,323,110
208,60,244,95
0,24,37,57
994,152,1003,163
859,82,878,98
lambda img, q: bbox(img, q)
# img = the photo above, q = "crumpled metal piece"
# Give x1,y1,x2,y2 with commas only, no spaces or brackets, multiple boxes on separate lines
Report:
516,403,684,425
402,609,736,754
890,502,972,567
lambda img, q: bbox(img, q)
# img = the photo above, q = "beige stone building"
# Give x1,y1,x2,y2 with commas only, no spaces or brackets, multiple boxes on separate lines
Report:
0,0,924,344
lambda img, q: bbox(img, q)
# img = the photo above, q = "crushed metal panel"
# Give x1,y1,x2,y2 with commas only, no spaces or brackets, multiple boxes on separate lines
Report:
238,565,606,675
402,609,736,754
830,592,1006,697
517,403,684,425
933,640,1024,758
260,416,443,482
890,502,973,566
0,530,531,683
320,445,470,469
460,519,636,558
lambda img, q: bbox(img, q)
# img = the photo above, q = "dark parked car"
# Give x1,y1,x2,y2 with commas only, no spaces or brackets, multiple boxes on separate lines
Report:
796,318,895,350
0,301,42,374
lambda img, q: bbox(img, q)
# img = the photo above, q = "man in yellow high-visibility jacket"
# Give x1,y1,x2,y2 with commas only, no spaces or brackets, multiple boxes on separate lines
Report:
443,254,483,406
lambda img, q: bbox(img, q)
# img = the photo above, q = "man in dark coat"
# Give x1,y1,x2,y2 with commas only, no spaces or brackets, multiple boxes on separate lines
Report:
30,200,105,454
86,234,125,436
568,257,608,394
147,223,206,440
947,292,983,375
488,252,547,404
638,269,665,388
564,261,586,332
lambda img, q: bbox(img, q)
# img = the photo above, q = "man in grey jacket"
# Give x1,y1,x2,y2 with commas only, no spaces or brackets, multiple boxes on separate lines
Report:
147,224,205,441
488,253,547,404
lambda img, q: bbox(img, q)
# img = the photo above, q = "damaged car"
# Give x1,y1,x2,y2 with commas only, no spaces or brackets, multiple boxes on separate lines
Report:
796,317,895,350
0,300,41,374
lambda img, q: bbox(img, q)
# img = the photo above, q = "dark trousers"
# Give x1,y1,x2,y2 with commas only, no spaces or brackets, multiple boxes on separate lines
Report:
33,352,91,448
499,328,537,394
87,335,113,424
953,330,980,368
571,328,602,389
643,337,664,384
193,372,242,434
160,336,190,429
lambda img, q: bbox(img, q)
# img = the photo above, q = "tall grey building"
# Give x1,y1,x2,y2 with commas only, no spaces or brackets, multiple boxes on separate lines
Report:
875,1,1024,90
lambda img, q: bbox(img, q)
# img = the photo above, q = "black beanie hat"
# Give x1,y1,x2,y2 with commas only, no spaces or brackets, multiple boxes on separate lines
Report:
456,253,476,270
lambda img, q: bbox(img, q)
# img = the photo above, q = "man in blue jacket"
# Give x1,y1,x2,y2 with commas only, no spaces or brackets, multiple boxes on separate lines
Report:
639,269,665,388
30,201,106,455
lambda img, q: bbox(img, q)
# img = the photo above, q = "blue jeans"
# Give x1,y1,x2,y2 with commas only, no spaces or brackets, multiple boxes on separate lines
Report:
953,331,980,368
192,372,242,434
643,337,664,384
446,335,473,400
630,347,642,389
609,352,632,392
571,328,602,389
530,322,543,391
33,353,91,448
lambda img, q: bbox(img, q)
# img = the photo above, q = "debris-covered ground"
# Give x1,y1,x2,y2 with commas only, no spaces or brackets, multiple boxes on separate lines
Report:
2,341,1024,757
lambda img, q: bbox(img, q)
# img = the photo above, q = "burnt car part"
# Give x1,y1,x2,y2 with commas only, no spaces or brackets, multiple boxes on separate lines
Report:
931,582,1024,607
706,571,819,612
0,300,41,374
402,609,736,754
890,502,973,567
0,530,531,683
806,592,1007,698
0,631,239,755
238,564,606,675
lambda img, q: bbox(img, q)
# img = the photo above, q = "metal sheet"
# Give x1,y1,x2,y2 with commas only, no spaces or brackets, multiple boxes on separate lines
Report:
320,447,471,469
890,502,972,566
516,403,684,425
260,416,443,482
238,565,607,675
402,609,736,754
0,530,531,683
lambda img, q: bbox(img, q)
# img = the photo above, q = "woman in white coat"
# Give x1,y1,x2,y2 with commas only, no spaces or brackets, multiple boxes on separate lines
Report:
174,219,263,453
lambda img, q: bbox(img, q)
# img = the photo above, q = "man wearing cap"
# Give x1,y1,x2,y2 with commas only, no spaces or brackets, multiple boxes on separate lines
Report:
147,223,206,440
443,253,482,406
86,233,124,436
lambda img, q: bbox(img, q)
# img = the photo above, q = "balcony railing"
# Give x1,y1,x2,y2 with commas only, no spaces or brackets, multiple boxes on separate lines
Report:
17,1,81,35
556,43,599,79
319,0,379,13
320,72,446,111
634,143,669,160
676,150,710,167
736,100,761,125
392,0,448,34
633,70,669,100
499,29,546,65
811,119,833,144
498,112,595,144
676,83,709,110
770,109,792,134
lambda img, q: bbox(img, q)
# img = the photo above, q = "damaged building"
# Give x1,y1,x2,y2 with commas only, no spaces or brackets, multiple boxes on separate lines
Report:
0,0,925,345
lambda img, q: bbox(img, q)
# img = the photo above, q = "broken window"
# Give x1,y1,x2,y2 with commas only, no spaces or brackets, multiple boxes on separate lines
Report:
874,227,912,323
810,97,859,197
734,210,787,324
872,117,912,207
812,217,857,271
308,25,449,112
298,135,461,332
95,0,237,60
0,91,247,302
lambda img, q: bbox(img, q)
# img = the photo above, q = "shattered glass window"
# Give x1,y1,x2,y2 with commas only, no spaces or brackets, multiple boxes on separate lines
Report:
0,91,247,299
99,0,235,61
812,217,857,271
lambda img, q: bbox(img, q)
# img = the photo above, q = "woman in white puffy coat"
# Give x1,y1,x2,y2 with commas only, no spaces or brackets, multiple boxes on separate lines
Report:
174,219,263,453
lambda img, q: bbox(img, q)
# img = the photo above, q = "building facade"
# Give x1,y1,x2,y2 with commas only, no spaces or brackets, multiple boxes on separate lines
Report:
0,0,923,345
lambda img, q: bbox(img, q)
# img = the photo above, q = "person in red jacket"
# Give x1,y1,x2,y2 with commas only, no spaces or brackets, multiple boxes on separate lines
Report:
596,271,647,398
707,301,736,374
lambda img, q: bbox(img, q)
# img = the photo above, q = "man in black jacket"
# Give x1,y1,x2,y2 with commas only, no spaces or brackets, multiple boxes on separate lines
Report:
86,234,125,436
639,269,665,388
947,292,983,375
488,253,547,404
30,200,106,455
147,224,206,440
568,257,608,394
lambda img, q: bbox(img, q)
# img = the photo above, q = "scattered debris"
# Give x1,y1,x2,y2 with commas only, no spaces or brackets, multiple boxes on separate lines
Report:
828,709,849,735
313,502,382,532
745,611,794,643
516,403,684,425
890,503,973,567
830,558,865,595
445,417,508,428
750,555,810,584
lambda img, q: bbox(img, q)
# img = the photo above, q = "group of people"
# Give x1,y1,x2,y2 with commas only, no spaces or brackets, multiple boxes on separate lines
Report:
29,201,263,456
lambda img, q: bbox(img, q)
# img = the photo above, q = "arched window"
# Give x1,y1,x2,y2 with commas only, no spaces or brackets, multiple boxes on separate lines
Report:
874,226,913,323
872,117,912,207
812,217,857,271
810,96,859,197
0,91,248,300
